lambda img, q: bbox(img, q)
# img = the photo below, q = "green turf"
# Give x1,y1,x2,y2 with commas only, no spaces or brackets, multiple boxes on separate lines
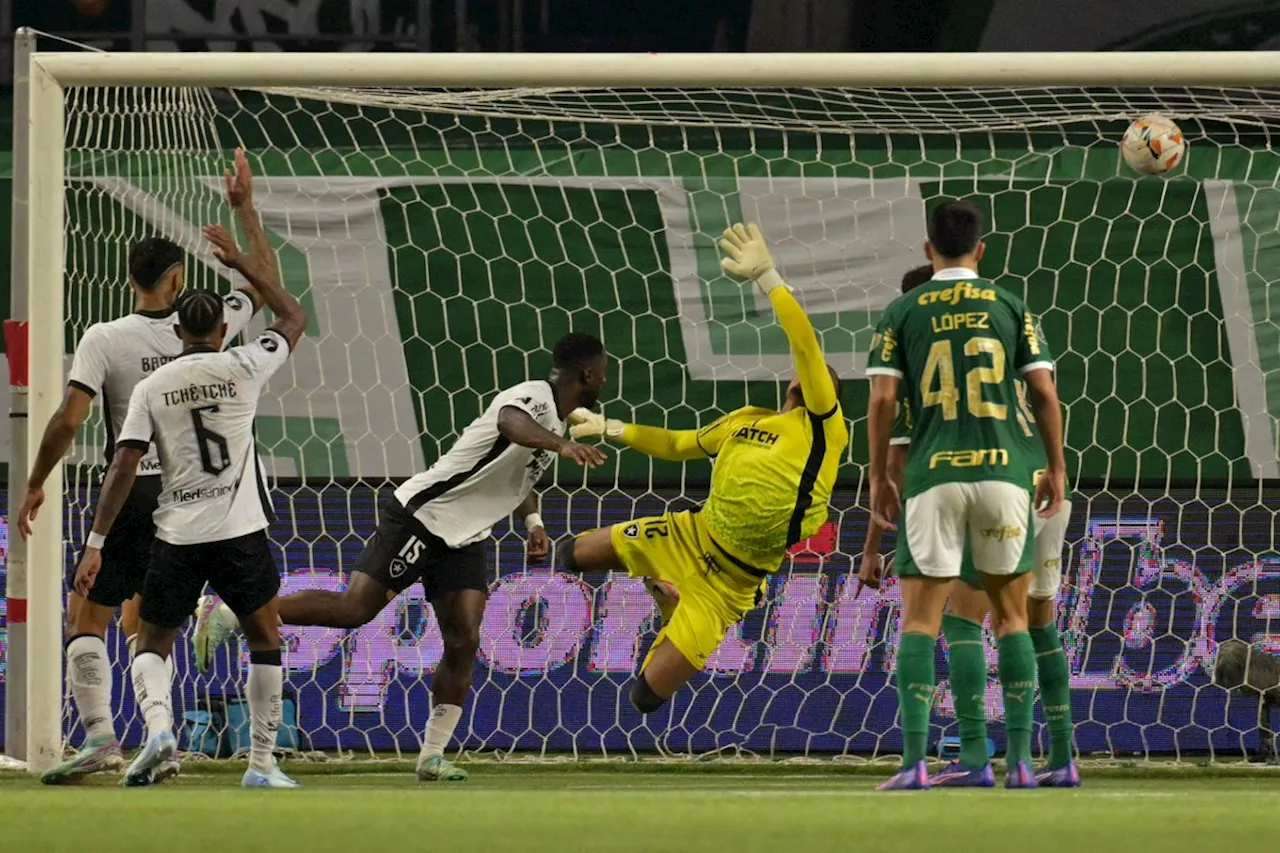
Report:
3,767,1279,853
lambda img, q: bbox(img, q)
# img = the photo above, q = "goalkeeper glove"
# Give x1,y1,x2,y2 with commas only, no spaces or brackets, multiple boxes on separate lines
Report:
568,408,624,440
719,222,790,295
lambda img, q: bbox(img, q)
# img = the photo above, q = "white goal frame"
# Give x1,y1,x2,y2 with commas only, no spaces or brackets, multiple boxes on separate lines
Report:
15,44,1280,773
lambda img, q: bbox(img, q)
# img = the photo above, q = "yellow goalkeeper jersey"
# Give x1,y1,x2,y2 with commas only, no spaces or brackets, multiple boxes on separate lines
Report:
618,287,848,571
696,402,847,567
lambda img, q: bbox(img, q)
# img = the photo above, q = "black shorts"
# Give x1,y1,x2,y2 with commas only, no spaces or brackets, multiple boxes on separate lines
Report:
353,498,489,601
140,531,280,630
73,475,161,608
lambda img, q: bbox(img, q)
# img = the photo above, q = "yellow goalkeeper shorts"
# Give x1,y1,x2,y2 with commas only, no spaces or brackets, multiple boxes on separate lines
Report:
604,509,765,671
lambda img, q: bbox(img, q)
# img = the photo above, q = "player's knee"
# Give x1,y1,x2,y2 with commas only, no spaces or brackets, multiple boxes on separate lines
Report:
134,622,175,658
442,625,481,661
1026,594,1055,629
561,530,615,574
70,598,114,637
342,597,384,629
629,675,667,714
944,584,989,624
342,575,394,628
560,536,580,573
240,612,282,650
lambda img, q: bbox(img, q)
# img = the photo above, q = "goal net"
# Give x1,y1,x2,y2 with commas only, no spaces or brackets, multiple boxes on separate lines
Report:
17,56,1280,764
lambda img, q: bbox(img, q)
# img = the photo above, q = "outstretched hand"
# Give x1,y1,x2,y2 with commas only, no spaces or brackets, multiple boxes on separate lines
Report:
559,441,607,469
719,222,776,282
223,146,254,208
567,408,623,440
202,223,243,269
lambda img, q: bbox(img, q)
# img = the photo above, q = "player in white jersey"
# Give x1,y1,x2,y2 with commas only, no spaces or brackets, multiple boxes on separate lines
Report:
18,151,267,784
72,148,307,789
193,333,609,781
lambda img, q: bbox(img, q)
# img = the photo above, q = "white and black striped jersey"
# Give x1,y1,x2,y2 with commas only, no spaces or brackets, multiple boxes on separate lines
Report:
394,380,565,548
117,329,290,545
66,292,256,476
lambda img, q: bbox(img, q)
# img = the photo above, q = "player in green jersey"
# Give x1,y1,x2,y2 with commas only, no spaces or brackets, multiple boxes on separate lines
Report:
859,265,1079,788
865,200,1066,790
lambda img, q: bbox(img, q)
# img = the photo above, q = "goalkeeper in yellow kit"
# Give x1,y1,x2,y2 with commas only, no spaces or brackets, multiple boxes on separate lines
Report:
561,223,848,713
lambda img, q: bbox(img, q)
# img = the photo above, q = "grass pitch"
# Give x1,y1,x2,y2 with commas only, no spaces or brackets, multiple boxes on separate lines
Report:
3,762,1278,853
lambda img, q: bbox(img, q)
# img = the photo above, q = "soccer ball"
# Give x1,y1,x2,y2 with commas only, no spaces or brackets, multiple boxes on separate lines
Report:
1120,115,1186,175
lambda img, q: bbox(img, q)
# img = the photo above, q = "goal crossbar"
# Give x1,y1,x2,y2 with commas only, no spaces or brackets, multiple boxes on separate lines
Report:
29,50,1280,89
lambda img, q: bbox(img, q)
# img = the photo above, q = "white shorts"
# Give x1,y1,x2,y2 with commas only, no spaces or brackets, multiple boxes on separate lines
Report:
1029,499,1072,600
900,480,1033,579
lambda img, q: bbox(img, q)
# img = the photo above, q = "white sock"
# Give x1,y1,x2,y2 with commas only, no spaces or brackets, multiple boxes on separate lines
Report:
247,658,283,774
131,652,173,741
67,635,115,741
128,634,177,739
421,703,462,759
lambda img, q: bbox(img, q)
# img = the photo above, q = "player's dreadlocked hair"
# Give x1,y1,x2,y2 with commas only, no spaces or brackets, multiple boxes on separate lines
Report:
176,289,225,338
128,237,184,291
552,332,605,369
900,264,934,294
927,199,984,260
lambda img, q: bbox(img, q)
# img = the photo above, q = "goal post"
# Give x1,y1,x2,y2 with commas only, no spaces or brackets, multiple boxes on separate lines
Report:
16,44,1280,772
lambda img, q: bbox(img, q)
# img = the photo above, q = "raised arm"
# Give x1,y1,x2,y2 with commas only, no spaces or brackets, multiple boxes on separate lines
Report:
768,288,839,415
219,147,271,313
203,152,305,352
719,223,837,415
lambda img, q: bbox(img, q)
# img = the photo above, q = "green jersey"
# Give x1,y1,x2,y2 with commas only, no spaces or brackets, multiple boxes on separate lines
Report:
867,272,1052,499
891,385,1070,499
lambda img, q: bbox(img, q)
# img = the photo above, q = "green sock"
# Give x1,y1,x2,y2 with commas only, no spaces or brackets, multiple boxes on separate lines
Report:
997,631,1036,766
1030,623,1074,769
942,614,989,768
896,632,937,767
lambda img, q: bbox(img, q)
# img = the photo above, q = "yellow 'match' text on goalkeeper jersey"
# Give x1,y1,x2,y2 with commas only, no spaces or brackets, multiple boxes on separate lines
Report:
619,286,849,572
694,402,847,567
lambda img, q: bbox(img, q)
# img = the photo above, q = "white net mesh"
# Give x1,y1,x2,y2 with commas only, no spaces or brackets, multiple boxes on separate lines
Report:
48,80,1280,762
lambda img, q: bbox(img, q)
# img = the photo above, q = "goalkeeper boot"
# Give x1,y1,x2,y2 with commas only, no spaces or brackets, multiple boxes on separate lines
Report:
122,731,177,788
40,733,124,785
242,762,301,789
1004,760,1038,790
876,760,931,791
1035,760,1081,788
193,595,238,674
928,760,996,788
416,754,469,782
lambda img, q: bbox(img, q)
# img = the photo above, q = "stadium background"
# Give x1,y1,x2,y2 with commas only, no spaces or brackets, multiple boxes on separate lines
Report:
2,0,1280,759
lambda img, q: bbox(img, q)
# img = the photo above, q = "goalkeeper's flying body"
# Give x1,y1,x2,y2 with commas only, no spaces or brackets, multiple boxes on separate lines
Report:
562,223,848,712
